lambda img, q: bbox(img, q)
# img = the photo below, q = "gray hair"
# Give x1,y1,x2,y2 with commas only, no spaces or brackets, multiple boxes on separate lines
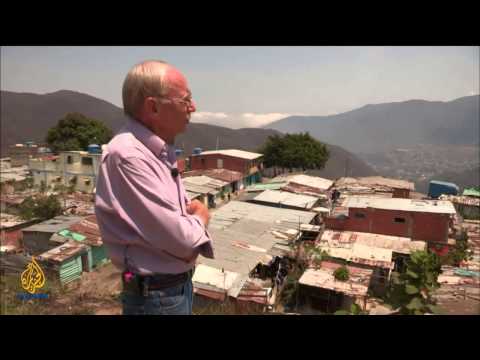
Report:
122,60,171,119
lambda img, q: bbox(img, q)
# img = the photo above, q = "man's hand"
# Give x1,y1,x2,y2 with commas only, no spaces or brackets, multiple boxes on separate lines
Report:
187,199,210,227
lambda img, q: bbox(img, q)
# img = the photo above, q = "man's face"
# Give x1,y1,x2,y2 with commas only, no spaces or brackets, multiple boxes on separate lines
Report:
150,68,196,143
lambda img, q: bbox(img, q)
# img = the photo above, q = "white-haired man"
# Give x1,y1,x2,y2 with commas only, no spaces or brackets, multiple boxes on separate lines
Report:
95,60,214,315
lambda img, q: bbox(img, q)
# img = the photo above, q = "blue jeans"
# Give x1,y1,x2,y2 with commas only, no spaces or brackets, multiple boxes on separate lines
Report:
121,276,193,315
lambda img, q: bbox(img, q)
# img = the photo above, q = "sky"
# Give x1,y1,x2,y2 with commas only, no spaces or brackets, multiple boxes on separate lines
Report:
1,46,478,128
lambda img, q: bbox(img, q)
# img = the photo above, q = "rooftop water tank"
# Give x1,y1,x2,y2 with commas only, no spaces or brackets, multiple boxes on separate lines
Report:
87,144,102,154
175,149,184,157
192,147,203,155
428,180,459,199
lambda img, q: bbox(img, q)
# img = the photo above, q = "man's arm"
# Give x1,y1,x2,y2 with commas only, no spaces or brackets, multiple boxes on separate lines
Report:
112,156,213,260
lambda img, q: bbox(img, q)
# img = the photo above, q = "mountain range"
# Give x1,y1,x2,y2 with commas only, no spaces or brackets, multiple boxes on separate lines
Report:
265,95,480,154
0,90,376,179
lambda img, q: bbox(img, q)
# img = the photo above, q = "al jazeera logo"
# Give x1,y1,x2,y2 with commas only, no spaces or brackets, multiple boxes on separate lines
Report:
17,257,49,300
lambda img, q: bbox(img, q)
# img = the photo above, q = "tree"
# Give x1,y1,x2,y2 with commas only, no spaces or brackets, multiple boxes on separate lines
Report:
259,133,329,173
46,112,113,153
19,194,63,221
386,250,443,315
442,229,472,266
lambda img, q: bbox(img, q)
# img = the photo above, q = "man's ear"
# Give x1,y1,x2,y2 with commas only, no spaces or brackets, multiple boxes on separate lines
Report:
145,97,159,115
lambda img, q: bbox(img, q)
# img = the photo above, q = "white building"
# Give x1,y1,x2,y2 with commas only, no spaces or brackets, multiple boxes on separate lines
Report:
29,146,103,193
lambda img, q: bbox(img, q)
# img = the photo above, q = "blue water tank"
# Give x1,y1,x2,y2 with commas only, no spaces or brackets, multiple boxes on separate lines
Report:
175,149,184,157
192,147,203,155
428,180,459,199
87,144,102,154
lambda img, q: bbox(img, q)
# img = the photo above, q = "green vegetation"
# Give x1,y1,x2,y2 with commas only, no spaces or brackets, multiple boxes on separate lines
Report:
46,112,113,153
333,266,350,281
259,133,329,172
386,250,443,315
334,303,366,315
19,194,63,221
443,229,473,266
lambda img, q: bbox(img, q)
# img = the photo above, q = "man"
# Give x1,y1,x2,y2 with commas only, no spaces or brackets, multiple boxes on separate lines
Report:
95,60,214,315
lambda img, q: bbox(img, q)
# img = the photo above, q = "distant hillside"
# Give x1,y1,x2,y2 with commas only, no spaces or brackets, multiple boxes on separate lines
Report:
176,124,377,179
416,166,480,194
265,95,480,154
1,90,128,155
0,90,376,179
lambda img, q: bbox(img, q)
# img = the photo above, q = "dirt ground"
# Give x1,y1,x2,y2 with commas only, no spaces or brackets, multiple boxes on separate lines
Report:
57,262,123,315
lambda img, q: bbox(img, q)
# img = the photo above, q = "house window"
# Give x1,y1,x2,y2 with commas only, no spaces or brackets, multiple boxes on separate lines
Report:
81,157,93,166
201,158,205,166
67,156,73,164
84,178,91,185
355,212,366,219
394,217,406,223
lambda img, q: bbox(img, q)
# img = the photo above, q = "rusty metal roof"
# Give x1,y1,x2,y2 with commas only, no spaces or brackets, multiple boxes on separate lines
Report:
299,261,373,298
335,176,415,191
37,241,88,263
319,229,426,255
183,169,243,183
67,215,103,247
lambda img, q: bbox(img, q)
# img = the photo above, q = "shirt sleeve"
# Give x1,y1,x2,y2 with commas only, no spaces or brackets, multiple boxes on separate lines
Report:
112,156,214,260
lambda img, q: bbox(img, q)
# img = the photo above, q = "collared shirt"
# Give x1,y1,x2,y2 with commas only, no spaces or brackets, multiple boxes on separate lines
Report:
95,118,214,275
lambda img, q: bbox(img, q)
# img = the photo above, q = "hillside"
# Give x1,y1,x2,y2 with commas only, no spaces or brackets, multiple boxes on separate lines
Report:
265,95,480,154
1,90,129,155
0,90,376,179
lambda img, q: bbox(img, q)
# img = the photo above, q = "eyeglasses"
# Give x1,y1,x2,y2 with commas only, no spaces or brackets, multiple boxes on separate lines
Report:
156,96,194,108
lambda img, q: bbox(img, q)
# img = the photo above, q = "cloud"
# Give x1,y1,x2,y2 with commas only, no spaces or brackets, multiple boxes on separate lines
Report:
241,113,292,128
191,112,228,120
190,112,292,129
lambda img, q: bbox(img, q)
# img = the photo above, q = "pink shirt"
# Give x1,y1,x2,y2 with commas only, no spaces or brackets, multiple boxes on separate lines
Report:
95,119,214,275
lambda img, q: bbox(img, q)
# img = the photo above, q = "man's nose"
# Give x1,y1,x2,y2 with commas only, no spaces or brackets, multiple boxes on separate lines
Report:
188,100,196,113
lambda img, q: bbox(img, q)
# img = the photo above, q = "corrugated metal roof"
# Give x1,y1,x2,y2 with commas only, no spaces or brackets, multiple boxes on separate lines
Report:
287,174,333,191
182,175,228,188
183,169,243,183
299,261,373,297
182,175,228,195
343,196,457,214
317,243,393,269
22,215,84,233
246,182,287,192
67,215,103,247
186,190,202,200
183,183,216,195
439,194,480,207
319,229,426,254
192,264,242,293
198,149,263,160
197,201,316,279
37,241,88,263
252,189,319,209
463,187,480,198
335,176,414,191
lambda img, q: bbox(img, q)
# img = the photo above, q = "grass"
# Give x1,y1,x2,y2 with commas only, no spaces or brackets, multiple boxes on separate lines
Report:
0,271,87,315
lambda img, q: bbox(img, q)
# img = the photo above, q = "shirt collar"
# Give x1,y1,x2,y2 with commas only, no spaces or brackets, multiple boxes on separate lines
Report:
124,118,174,160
